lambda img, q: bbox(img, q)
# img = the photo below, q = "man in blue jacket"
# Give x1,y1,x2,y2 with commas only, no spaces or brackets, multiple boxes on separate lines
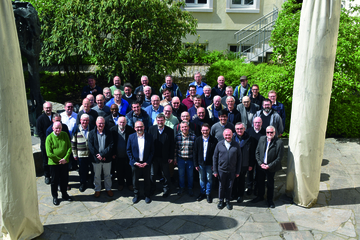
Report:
127,121,154,204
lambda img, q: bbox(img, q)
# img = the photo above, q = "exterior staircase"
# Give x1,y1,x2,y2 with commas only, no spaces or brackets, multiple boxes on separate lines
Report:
234,7,279,64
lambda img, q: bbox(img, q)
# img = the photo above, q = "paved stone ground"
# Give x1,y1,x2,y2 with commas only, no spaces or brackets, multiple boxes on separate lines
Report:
2,138,360,239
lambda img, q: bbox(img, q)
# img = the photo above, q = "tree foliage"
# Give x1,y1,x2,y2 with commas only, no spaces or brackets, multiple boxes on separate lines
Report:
29,0,197,88
270,0,360,137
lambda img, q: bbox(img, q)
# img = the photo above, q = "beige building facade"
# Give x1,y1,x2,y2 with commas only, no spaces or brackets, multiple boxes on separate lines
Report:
182,0,286,51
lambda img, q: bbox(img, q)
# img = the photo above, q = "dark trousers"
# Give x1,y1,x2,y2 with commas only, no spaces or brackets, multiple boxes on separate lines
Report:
131,164,151,197
246,167,255,189
218,171,236,201
78,157,90,185
41,144,50,177
151,158,170,193
50,164,69,198
233,167,248,198
256,166,276,201
117,157,133,187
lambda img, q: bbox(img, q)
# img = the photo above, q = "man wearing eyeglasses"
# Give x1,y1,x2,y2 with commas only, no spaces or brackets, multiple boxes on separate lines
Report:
171,96,187,122
251,125,284,208
105,89,131,116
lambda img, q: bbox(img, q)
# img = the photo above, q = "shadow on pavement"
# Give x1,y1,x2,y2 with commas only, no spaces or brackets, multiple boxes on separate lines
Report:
36,215,238,239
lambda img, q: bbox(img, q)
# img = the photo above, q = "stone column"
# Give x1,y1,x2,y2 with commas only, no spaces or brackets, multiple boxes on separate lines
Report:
285,0,341,208
0,1,43,238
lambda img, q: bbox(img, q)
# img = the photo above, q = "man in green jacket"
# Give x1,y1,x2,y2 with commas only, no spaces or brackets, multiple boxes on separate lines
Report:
46,122,73,206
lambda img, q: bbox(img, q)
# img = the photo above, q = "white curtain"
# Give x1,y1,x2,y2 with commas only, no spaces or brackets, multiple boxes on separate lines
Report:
286,0,341,208
0,0,43,238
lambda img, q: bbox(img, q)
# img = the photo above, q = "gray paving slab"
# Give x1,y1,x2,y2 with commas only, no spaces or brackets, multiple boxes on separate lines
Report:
2,138,360,239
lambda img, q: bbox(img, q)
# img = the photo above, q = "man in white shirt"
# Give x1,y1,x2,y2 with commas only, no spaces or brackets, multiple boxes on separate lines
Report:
60,101,77,138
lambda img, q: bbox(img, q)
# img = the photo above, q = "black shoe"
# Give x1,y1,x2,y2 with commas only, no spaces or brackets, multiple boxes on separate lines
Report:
246,188,253,196
188,189,194,197
177,188,184,196
226,201,233,210
62,195,73,201
237,196,243,203
145,197,152,204
132,195,139,204
250,197,264,203
79,184,86,192
150,189,155,196
268,200,275,208
53,198,60,206
217,201,225,209
196,193,205,201
45,177,51,185
162,191,170,198
207,195,212,203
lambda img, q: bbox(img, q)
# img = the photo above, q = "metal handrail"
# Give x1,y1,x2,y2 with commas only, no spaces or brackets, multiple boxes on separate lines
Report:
237,21,274,44
234,7,278,35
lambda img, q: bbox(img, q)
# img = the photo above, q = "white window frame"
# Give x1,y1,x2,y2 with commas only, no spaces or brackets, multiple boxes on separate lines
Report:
184,0,213,13
226,0,260,13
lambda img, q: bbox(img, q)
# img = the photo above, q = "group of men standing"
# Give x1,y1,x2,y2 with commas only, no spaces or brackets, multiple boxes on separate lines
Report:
37,73,284,209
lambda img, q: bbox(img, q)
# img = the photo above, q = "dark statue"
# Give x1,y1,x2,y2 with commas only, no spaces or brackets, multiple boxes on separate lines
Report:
12,1,43,122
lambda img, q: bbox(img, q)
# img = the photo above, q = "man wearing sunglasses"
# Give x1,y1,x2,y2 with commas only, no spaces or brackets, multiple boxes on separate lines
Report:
251,125,284,208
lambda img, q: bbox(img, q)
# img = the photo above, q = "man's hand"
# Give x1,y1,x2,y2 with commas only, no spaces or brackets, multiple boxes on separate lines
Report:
195,166,199,171
74,157,79,161
213,173,218,178
168,159,173,164
248,166,253,171
174,160,177,166
261,164,269,169
96,154,102,161
236,174,240,178
59,159,67,164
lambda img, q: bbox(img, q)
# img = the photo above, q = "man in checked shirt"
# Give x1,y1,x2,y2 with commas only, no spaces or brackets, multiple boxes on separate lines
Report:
174,121,196,197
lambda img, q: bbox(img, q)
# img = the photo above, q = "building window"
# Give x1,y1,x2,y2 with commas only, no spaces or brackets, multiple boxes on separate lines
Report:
184,0,213,12
226,0,260,13
229,45,238,52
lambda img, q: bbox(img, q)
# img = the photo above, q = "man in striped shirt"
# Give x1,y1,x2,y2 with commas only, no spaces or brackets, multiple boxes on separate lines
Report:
174,121,196,197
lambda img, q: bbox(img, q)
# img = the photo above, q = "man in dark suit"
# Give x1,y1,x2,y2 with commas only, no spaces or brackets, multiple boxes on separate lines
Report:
232,122,257,203
213,129,242,210
127,121,154,204
88,116,114,198
194,123,218,203
36,101,54,184
105,104,123,130
171,96,188,122
110,116,135,191
251,125,284,208
148,113,174,198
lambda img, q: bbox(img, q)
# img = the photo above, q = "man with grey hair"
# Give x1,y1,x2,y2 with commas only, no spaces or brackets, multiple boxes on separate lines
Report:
76,98,99,127
226,96,241,125
88,116,114,198
186,71,207,97
145,94,164,124
201,85,213,108
237,96,260,130
79,94,97,112
232,122,257,203
110,116,135,191
207,95,226,123
105,89,131,116
212,75,227,97
252,125,284,208
72,113,92,192
36,101,54,184
142,85,152,109
221,86,240,108
134,75,155,95
171,96,187,122
103,87,113,104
